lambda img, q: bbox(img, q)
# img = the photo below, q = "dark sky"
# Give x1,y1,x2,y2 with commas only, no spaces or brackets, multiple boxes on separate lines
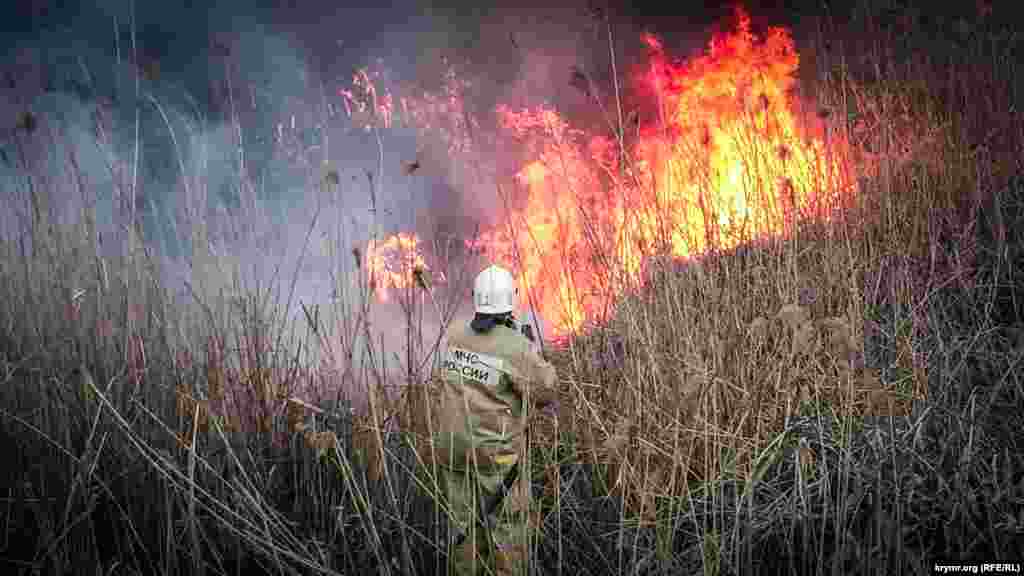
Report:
0,1,821,89
0,2,867,144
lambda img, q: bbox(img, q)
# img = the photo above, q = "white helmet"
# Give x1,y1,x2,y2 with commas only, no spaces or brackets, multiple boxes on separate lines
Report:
473,265,518,314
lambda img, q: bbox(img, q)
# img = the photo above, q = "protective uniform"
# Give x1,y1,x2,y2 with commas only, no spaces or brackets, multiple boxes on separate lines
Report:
428,265,558,576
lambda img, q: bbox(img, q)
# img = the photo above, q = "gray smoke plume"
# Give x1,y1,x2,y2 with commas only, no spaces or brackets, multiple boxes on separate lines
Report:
1,0,767,411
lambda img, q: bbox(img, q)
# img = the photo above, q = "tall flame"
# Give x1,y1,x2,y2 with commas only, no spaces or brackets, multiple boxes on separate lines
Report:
352,7,853,338
475,8,851,336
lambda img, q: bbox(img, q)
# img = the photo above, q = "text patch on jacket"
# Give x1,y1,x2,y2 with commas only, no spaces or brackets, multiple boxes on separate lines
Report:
444,347,504,387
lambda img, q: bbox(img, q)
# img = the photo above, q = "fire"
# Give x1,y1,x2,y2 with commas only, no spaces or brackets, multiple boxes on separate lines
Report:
475,7,851,336
351,7,853,338
633,8,848,254
365,233,430,302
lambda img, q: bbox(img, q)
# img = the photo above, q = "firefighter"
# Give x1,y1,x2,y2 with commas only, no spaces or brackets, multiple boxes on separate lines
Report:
430,264,559,576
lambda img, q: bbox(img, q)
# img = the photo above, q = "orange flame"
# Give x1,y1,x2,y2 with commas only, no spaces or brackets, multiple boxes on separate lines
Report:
355,7,853,339
365,233,429,302
631,7,850,252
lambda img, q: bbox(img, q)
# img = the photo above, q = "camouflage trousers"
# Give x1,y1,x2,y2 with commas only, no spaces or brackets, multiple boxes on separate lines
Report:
438,455,535,576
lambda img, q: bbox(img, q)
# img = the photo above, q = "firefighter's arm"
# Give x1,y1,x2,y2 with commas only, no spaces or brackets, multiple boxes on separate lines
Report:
511,320,558,410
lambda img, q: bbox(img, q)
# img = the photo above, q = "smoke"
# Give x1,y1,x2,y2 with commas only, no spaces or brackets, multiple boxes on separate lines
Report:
1,0,778,400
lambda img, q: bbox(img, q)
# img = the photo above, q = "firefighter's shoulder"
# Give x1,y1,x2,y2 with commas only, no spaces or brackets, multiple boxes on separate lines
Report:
490,325,545,368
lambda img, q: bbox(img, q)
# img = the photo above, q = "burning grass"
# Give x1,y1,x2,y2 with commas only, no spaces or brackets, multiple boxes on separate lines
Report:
1,2,1023,575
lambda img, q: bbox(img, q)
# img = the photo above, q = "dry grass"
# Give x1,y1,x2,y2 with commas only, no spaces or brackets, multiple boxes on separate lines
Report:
1,1,1023,575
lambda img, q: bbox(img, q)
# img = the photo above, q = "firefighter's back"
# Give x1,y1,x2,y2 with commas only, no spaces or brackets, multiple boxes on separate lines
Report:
434,321,539,472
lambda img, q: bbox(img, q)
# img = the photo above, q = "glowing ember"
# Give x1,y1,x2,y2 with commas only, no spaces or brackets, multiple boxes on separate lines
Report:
350,7,853,338
365,233,430,302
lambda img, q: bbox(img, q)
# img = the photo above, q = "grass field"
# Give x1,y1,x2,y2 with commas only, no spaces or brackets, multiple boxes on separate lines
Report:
1,1,1022,575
